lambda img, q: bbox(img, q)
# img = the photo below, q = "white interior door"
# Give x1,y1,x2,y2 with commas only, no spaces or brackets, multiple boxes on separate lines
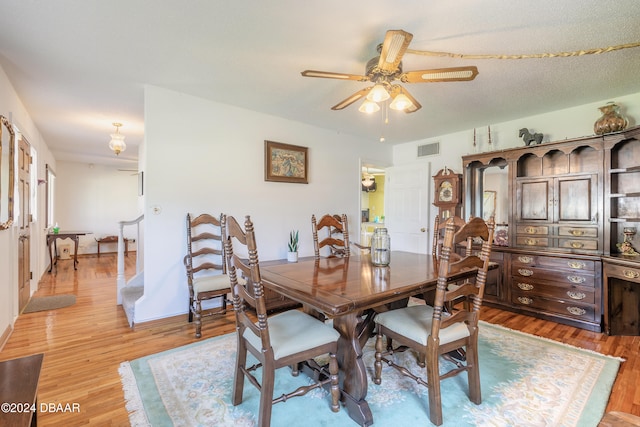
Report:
384,163,431,253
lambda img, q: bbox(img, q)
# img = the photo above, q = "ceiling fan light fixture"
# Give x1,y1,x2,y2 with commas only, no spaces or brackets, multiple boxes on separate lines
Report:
366,83,390,102
359,99,380,114
390,92,414,111
108,122,126,155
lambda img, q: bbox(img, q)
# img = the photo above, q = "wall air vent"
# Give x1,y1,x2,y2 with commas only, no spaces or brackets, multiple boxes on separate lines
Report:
417,142,440,157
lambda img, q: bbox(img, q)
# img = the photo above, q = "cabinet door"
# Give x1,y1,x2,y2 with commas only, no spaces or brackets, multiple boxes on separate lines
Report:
556,174,597,223
517,179,552,221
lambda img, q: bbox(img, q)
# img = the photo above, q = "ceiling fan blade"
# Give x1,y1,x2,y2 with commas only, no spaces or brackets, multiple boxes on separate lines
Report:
301,70,369,82
331,87,372,110
377,30,413,73
401,66,479,83
399,87,422,113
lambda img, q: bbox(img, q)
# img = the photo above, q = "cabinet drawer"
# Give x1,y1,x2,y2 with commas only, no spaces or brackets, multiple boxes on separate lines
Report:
516,225,550,235
511,292,596,321
558,226,598,238
511,279,595,304
511,254,595,272
605,263,640,283
558,238,599,251
511,266,595,287
516,236,549,247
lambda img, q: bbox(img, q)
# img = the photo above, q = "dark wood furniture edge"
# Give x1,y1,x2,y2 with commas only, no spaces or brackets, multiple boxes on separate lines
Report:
0,353,44,427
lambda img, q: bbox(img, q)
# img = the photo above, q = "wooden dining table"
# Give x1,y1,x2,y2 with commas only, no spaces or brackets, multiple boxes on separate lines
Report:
260,251,480,426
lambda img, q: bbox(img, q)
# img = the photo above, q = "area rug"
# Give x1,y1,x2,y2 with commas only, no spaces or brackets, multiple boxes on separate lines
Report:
119,321,622,427
22,294,76,313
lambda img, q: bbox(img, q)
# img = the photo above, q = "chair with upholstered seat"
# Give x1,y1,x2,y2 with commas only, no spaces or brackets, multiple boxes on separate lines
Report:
374,216,495,426
184,213,231,338
223,214,340,427
312,213,350,259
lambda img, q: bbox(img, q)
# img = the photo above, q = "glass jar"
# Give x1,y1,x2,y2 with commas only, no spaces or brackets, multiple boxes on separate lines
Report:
371,228,390,266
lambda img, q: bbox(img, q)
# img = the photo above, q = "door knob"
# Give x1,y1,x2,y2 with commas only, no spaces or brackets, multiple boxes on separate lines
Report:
420,228,426,232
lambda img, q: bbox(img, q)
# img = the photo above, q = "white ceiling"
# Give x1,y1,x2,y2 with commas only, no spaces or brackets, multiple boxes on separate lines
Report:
1,1,639,167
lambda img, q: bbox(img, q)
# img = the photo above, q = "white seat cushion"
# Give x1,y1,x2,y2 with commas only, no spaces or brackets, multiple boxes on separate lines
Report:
244,310,340,360
193,273,230,295
375,305,470,347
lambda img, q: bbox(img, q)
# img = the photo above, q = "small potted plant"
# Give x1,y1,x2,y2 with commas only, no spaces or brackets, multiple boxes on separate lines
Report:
287,230,299,262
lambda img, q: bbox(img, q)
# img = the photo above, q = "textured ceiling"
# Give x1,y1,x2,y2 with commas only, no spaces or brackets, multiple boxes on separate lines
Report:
0,0,639,167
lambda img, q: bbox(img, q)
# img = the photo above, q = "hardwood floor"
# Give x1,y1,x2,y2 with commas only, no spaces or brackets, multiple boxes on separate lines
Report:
1,254,638,426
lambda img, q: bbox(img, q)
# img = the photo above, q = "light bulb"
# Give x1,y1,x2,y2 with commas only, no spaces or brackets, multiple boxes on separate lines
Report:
389,93,414,111
358,99,380,114
366,84,390,103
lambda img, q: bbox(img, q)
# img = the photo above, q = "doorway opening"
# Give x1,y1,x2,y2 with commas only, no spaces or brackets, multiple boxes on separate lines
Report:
360,164,386,246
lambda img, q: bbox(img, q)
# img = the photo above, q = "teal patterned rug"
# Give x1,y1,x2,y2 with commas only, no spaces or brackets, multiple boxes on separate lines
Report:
119,321,621,426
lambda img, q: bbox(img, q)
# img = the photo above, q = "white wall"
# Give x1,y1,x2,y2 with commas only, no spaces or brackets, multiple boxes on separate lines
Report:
134,86,392,323
55,161,140,254
0,65,56,346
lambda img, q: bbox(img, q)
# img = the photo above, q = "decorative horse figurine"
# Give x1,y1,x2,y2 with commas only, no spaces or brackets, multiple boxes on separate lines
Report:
519,128,543,146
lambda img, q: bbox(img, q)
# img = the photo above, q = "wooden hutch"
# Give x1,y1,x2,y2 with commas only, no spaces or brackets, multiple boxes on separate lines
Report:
462,125,640,333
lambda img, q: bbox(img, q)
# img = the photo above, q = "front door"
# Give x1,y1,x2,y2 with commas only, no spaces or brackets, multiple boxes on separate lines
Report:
18,136,32,311
384,163,431,253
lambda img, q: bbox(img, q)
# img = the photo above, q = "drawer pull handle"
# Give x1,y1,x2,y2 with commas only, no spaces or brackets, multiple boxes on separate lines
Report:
623,269,640,279
518,256,533,263
525,238,538,246
567,275,586,284
567,291,586,300
518,268,534,277
517,282,534,291
517,296,533,305
567,306,586,316
570,230,585,236
567,261,586,269
525,226,537,234
570,241,584,249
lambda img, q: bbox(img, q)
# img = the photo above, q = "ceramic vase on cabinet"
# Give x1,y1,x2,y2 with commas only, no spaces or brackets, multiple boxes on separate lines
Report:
594,102,628,135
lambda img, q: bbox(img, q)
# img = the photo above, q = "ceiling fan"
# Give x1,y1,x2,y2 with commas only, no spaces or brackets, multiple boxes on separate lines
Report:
301,29,479,114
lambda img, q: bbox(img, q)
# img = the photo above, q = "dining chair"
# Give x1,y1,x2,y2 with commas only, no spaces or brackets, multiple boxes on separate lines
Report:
432,214,467,260
183,213,231,338
312,213,350,259
223,214,340,427
373,216,495,426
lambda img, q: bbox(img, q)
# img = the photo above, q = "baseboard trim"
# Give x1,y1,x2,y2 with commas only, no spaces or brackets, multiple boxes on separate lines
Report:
0,324,14,352
131,313,185,331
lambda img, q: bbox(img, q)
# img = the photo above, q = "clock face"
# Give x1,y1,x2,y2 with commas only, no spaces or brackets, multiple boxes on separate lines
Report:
439,181,453,202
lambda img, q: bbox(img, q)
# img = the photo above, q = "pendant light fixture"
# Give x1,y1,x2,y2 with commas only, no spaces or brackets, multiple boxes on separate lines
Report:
109,122,126,155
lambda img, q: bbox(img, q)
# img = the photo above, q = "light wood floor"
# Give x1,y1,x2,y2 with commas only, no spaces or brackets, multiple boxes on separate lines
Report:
1,254,638,426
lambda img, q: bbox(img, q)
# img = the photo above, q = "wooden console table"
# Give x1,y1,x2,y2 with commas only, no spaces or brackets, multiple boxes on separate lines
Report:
47,231,91,272
0,353,44,427
95,235,130,256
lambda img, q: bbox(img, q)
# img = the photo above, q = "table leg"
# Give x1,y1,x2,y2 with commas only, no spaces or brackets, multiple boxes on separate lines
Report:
47,237,54,273
333,312,373,427
73,236,79,269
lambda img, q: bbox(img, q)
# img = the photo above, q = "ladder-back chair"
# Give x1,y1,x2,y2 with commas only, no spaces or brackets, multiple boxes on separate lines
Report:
184,213,230,338
374,216,495,426
312,213,350,259
223,214,340,427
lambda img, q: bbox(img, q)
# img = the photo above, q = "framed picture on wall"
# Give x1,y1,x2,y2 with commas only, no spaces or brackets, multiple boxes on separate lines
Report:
264,140,308,184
